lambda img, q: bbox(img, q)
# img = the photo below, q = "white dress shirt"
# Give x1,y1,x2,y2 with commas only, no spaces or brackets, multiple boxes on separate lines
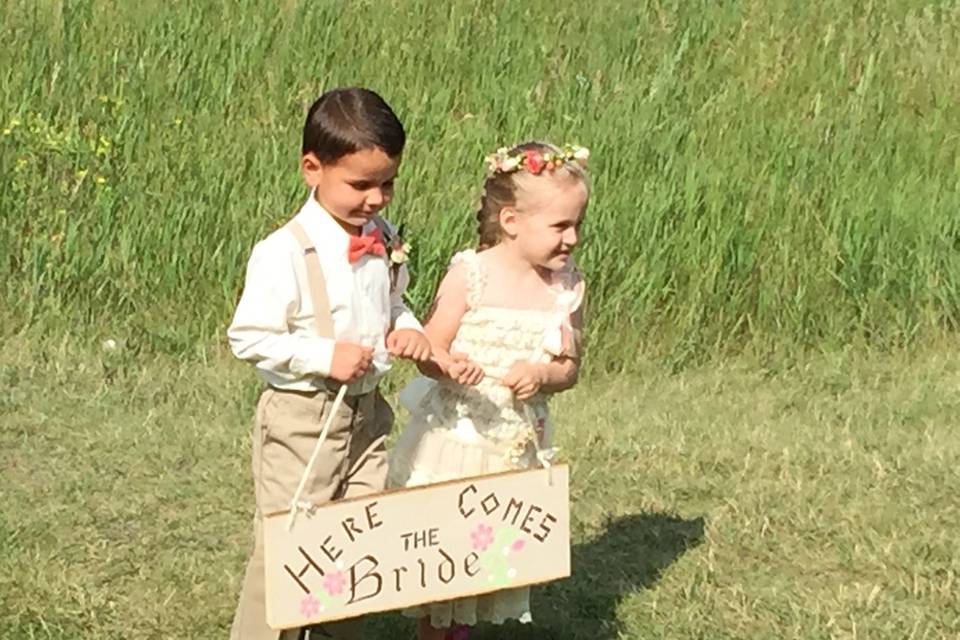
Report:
227,190,423,394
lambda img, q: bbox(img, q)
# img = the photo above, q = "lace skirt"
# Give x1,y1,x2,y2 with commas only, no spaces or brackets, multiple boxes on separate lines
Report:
387,416,534,628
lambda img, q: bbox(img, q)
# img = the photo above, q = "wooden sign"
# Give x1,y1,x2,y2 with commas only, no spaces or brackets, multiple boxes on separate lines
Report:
262,465,570,630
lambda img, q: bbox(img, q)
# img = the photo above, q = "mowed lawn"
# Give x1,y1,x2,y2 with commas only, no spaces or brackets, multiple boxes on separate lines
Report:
1,337,957,639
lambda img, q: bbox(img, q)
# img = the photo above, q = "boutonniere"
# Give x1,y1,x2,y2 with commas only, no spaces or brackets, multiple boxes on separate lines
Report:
390,238,412,266
383,222,411,291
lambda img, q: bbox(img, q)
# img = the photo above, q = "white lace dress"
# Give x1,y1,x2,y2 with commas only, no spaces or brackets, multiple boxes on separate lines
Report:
387,249,584,628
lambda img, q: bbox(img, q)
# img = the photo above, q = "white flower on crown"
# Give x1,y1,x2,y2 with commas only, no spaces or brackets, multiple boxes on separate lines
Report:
499,156,521,172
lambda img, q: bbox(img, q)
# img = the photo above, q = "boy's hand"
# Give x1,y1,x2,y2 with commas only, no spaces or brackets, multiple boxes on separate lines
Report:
502,361,545,400
330,342,374,383
386,329,431,362
446,352,484,386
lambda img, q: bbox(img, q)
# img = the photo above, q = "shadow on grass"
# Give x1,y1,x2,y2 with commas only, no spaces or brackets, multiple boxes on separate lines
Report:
370,511,705,639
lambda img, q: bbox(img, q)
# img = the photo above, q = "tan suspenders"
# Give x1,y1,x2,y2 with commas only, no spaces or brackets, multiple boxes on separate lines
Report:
285,221,335,339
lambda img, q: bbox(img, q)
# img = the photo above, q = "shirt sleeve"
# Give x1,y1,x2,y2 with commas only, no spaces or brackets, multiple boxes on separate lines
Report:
227,236,336,380
389,263,425,333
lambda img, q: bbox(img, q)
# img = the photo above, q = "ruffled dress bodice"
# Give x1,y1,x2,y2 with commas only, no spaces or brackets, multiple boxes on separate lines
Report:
394,249,583,471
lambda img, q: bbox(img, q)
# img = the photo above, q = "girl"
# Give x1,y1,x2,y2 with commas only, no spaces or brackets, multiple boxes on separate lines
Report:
388,141,590,640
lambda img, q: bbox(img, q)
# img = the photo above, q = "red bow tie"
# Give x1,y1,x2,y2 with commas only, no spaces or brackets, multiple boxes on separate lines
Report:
347,228,387,264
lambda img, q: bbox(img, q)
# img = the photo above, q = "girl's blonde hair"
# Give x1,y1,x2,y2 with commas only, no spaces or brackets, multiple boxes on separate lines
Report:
475,141,590,250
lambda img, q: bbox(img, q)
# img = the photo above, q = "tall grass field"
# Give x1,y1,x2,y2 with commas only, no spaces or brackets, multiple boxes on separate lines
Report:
2,1,960,639
2,0,958,369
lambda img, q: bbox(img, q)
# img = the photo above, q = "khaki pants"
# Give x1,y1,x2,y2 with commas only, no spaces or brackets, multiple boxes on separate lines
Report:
230,386,394,640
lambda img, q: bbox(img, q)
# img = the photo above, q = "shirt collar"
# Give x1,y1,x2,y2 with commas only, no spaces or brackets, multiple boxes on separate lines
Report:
295,189,376,254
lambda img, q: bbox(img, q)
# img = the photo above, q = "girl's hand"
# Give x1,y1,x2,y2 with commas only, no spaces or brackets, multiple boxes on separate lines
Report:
502,361,545,400
446,352,485,386
386,329,432,362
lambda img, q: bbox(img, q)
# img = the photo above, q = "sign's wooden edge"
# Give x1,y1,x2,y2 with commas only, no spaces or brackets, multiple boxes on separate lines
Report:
262,464,569,519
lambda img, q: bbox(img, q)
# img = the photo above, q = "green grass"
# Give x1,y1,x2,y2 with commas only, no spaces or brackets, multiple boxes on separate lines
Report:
2,4,960,636
0,0,960,640
2,0,959,371
1,337,958,638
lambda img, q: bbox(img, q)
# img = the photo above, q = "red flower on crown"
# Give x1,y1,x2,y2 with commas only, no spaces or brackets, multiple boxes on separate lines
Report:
523,150,546,175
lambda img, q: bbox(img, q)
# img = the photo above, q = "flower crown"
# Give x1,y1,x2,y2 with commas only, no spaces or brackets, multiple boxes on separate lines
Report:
485,144,590,176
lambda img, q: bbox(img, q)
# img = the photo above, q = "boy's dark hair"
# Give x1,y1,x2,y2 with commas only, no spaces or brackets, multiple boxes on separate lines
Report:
302,87,405,163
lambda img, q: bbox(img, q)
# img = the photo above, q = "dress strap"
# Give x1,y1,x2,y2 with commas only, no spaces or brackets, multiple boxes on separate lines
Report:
449,249,485,310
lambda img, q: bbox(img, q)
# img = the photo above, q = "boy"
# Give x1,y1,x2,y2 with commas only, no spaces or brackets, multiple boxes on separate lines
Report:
227,87,431,640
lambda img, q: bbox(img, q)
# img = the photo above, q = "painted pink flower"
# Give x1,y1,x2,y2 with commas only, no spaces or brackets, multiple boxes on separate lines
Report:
511,539,526,552
470,523,494,551
523,150,545,174
323,570,346,596
300,594,320,618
